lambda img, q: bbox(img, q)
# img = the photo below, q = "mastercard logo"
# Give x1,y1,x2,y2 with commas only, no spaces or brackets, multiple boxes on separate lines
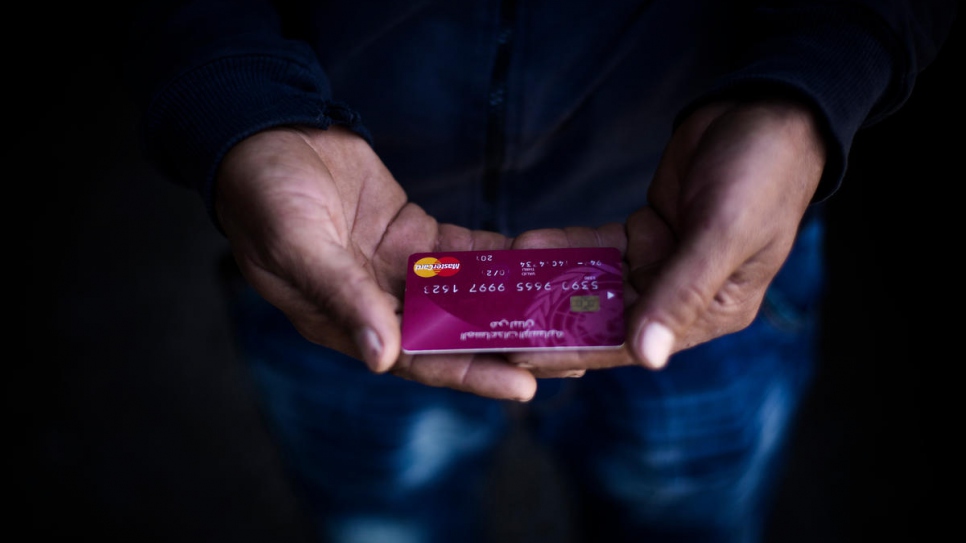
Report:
413,256,461,278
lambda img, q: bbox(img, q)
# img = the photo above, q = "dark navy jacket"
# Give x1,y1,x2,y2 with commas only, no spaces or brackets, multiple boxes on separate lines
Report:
124,0,957,235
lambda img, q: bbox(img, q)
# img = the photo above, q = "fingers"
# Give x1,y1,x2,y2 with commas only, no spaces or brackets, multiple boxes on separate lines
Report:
392,353,538,401
511,222,627,251
437,223,515,252
506,346,635,372
481,223,637,373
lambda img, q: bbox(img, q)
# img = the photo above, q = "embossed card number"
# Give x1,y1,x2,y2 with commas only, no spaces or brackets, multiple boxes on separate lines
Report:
401,248,625,354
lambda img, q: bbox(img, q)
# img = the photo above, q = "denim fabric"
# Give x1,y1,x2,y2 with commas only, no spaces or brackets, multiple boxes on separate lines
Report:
227,215,824,543
528,215,824,543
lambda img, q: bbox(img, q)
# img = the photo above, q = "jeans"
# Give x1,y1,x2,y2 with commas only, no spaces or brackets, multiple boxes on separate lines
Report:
226,213,825,543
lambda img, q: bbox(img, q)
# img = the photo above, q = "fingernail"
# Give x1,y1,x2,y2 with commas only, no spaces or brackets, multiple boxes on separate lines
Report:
511,378,538,402
355,327,384,372
637,322,674,370
568,370,586,378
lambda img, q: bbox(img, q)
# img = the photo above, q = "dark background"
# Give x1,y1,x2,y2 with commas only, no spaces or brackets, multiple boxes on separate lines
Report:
23,9,961,543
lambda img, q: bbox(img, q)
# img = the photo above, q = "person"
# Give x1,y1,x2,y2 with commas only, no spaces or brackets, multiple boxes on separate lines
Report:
121,1,957,542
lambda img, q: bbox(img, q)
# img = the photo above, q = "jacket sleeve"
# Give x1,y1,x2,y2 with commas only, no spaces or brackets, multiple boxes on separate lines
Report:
121,0,371,226
677,0,958,202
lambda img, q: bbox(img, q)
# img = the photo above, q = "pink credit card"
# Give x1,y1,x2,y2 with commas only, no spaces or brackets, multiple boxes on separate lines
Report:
401,248,625,354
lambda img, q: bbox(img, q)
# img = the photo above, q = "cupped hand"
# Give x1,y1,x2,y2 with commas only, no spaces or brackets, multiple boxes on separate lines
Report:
508,98,826,372
215,125,537,400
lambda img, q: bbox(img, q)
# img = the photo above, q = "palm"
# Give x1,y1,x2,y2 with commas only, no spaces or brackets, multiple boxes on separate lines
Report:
215,126,537,400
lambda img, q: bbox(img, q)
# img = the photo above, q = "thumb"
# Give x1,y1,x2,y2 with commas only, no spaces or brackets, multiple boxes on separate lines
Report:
632,320,676,371
238,240,402,374
623,206,737,371
300,245,402,374
625,240,713,371
623,207,678,370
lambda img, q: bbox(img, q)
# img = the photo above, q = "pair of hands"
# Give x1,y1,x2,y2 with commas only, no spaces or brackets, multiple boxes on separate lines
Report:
214,99,826,401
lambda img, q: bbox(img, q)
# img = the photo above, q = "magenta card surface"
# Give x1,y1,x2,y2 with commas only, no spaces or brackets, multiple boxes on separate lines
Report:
401,248,625,354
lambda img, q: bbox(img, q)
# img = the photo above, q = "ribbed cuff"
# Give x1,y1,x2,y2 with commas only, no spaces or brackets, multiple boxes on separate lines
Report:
675,9,897,203
142,54,372,228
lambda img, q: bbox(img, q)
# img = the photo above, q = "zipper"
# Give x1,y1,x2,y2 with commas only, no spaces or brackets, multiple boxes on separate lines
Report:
481,0,517,232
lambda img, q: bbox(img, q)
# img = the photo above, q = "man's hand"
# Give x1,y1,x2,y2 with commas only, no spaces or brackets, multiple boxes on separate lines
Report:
215,125,539,400
508,98,826,372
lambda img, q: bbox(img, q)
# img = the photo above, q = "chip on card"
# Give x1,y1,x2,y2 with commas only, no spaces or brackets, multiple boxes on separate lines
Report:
401,248,624,354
